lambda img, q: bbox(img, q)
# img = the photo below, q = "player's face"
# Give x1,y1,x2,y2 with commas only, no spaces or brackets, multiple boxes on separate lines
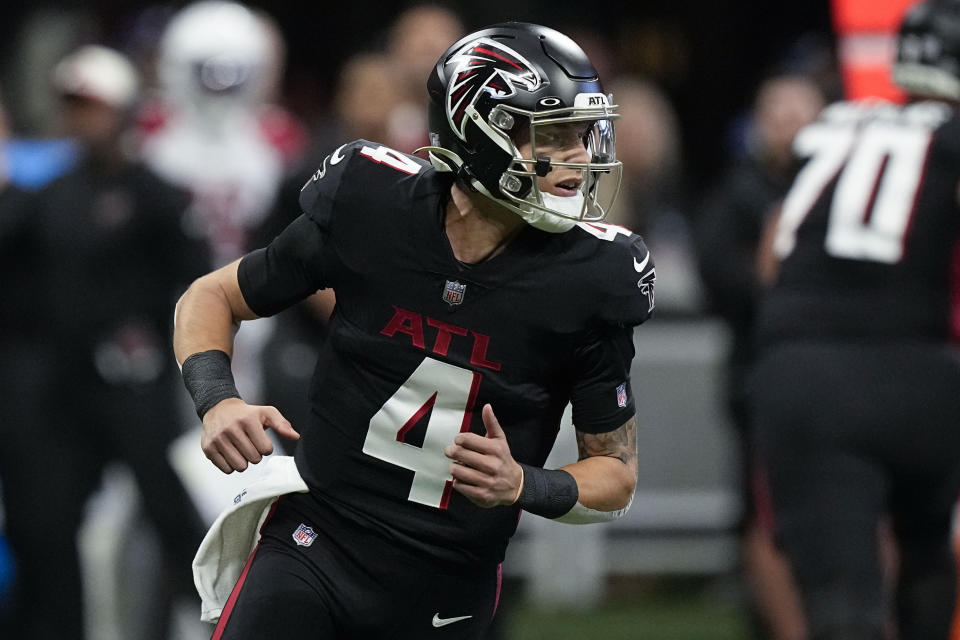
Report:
517,121,591,197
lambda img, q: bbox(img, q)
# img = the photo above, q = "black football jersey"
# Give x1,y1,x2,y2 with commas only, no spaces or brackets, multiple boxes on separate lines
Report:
34,160,205,346
757,100,960,346
237,139,654,565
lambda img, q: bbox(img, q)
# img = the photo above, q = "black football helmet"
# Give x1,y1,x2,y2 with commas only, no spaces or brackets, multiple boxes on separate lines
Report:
422,22,621,232
893,0,960,100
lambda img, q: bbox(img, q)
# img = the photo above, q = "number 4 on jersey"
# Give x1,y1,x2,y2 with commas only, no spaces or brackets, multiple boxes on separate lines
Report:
359,144,422,175
362,358,481,509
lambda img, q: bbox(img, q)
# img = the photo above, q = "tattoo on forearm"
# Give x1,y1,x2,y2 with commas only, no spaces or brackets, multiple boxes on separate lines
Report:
575,418,637,469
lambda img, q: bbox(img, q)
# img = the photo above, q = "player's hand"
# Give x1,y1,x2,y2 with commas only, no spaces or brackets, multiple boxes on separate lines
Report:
200,398,300,474
444,404,523,508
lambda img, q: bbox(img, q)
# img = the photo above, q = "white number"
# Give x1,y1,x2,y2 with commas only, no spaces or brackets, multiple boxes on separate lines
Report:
362,357,479,509
825,123,930,262
359,145,422,175
775,120,933,264
774,125,854,258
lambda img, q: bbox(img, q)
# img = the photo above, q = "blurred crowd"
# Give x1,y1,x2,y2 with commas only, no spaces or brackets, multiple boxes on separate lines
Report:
0,2,847,639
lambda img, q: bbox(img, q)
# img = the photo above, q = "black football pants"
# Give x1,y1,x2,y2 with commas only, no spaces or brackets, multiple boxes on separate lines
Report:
211,492,501,640
751,342,960,640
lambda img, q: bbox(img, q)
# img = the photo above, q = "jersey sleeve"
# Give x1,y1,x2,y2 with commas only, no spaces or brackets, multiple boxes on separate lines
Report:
297,140,362,229
601,233,656,328
569,324,637,433
237,214,328,317
239,140,368,316
565,226,652,432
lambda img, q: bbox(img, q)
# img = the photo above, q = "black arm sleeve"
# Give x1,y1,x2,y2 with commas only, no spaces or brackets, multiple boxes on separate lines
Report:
237,214,329,317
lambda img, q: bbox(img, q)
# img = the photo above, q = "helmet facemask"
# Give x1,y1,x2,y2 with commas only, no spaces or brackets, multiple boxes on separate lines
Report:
492,99,622,232
424,95,622,233
423,24,625,232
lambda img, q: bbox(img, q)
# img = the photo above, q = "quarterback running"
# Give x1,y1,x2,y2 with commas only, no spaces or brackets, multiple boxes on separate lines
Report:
174,22,655,639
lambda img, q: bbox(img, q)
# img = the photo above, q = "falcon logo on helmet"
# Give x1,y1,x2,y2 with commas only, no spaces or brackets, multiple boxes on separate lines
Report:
424,22,623,233
445,38,542,141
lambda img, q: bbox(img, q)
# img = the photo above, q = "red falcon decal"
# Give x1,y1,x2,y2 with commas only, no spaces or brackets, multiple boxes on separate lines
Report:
444,37,542,140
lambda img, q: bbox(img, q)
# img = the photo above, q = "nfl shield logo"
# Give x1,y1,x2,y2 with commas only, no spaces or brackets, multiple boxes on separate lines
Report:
616,383,628,408
292,523,317,547
442,280,466,305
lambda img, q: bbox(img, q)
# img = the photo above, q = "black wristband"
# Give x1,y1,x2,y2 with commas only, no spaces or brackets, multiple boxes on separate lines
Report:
181,350,241,419
517,463,579,519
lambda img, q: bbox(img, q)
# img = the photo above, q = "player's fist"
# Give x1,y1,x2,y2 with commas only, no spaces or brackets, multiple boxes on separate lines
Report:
200,398,299,473
444,404,523,508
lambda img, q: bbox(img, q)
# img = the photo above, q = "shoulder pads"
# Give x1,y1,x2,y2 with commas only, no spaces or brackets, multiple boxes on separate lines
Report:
298,140,431,227
574,222,656,327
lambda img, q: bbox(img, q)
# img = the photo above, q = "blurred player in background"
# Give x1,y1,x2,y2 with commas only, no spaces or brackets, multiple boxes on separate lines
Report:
698,72,825,640
0,45,208,640
751,1,960,637
604,76,684,236
384,4,464,152
140,0,301,266
175,22,653,639
0,86,46,640
139,0,306,411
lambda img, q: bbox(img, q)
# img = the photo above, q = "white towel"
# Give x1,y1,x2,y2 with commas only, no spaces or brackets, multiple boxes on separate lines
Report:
191,455,308,623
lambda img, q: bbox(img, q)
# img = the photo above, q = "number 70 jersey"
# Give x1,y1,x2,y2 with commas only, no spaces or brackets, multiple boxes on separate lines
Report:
236,139,655,565
758,100,960,346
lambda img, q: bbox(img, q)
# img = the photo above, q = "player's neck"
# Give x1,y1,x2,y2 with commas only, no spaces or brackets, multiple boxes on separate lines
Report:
445,183,525,264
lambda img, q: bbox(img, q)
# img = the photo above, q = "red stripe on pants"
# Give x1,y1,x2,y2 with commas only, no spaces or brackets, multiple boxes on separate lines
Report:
211,500,280,640
493,563,503,616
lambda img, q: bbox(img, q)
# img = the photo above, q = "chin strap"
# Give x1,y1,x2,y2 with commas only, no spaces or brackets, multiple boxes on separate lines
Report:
416,146,479,190
415,146,462,173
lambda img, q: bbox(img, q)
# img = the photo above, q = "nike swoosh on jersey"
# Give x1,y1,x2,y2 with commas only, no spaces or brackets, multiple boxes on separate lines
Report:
330,143,348,165
633,251,650,272
432,613,473,628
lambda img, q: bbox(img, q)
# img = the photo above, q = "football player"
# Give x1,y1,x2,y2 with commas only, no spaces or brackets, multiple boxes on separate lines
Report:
750,1,960,638
0,45,210,639
174,23,654,639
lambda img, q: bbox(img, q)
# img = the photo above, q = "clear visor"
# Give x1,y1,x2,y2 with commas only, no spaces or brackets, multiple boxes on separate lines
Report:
491,103,623,223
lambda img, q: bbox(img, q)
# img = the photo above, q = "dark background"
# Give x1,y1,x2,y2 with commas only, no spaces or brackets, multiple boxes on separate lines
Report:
0,0,836,183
